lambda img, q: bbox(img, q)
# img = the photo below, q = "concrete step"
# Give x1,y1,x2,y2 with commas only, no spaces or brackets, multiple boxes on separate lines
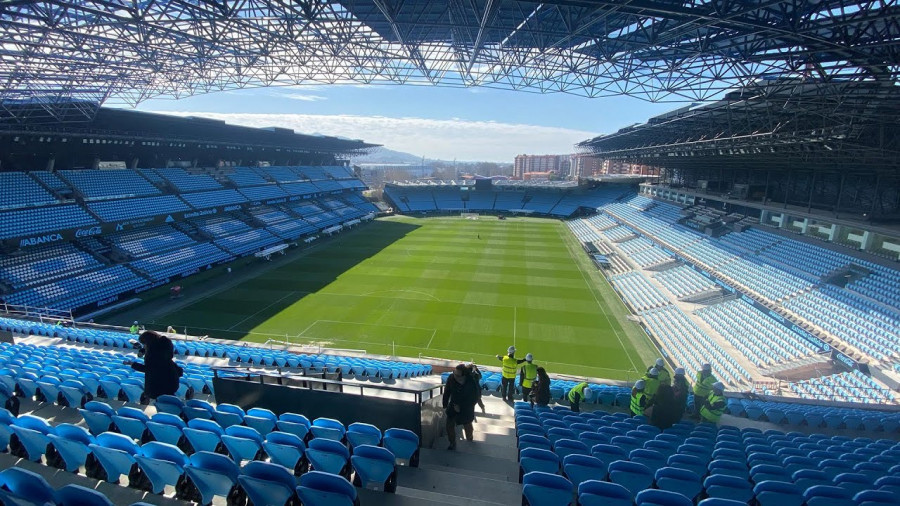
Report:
418,448,519,482
394,465,520,506
0,452,184,506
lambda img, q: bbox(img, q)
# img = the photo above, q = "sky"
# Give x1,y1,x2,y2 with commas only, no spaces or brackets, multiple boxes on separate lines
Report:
135,84,680,163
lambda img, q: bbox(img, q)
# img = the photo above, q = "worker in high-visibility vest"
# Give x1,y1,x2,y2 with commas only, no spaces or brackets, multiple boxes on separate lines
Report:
700,382,727,424
650,358,671,386
567,382,592,412
495,346,525,402
129,321,140,335
642,367,661,402
519,353,539,406
630,379,649,417
693,363,718,417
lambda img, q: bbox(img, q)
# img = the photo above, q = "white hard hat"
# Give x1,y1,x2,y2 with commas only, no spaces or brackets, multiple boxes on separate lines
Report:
655,358,665,368
133,321,139,325
507,346,516,354
525,353,533,362
648,367,659,377
635,380,646,390
701,363,712,372
712,382,725,392
675,367,685,376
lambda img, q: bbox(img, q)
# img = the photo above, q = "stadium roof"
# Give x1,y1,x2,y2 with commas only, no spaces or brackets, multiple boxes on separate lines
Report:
0,0,898,120
578,79,900,175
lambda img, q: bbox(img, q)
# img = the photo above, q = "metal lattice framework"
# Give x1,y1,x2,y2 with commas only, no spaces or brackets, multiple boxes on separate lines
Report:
1,0,899,121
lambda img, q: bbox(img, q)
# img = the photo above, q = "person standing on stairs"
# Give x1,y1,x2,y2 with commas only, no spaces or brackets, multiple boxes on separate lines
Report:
519,353,538,405
468,362,486,414
443,363,479,450
495,346,525,402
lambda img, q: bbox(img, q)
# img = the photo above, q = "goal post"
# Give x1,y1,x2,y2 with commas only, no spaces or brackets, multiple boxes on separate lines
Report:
460,212,480,220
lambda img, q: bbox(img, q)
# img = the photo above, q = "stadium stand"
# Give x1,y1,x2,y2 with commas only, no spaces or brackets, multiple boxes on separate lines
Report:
60,169,160,200
0,243,103,289
180,189,248,210
105,225,197,259
131,243,232,281
0,204,99,241
87,195,191,222
653,266,718,299
226,167,269,186
3,265,147,311
153,168,223,192
239,185,288,202
213,229,281,257
0,172,58,209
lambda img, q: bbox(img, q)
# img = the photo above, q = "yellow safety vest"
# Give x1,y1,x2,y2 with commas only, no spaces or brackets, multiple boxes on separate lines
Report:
130,325,139,335
700,392,726,423
501,356,519,379
630,391,646,416
521,363,538,388
694,371,716,399
568,382,588,403
643,376,660,399
657,367,671,386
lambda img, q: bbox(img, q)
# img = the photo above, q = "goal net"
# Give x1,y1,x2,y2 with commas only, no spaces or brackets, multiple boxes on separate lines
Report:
461,212,480,220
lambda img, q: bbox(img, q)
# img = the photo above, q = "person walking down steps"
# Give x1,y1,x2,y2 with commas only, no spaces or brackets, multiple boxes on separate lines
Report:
443,364,480,450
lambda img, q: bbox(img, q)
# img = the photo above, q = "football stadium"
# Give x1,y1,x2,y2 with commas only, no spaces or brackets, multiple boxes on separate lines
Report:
0,1,899,506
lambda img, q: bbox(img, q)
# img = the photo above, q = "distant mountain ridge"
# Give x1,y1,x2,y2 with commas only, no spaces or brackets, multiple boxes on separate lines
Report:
350,147,423,165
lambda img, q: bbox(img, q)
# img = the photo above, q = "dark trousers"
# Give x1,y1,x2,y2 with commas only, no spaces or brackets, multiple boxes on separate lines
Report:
500,377,516,401
521,386,533,404
570,394,581,412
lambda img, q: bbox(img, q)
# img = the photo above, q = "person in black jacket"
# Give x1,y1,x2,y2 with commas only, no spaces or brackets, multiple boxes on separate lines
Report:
443,364,479,450
124,331,183,400
530,367,552,407
650,383,679,430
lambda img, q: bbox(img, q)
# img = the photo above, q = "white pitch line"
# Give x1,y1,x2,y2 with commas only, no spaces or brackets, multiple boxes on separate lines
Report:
425,329,437,349
226,291,297,331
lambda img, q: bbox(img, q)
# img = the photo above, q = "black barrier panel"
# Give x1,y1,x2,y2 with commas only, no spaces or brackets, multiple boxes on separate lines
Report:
213,373,444,448
0,330,13,344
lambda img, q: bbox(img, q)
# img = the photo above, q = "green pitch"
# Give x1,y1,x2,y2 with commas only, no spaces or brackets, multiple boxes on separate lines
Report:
153,216,655,379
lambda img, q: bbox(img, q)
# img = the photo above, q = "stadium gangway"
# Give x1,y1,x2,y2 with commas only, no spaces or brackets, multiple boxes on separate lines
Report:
254,244,289,261
209,366,444,447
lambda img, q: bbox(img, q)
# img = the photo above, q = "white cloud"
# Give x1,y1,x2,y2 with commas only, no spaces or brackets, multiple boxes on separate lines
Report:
152,111,597,162
281,93,328,102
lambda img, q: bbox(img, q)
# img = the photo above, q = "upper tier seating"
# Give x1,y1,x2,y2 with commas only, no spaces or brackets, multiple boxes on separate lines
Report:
790,370,895,404
105,225,197,258
214,229,281,256
312,180,342,192
87,195,190,222
131,243,231,281
695,300,818,368
153,168,223,192
227,167,269,186
268,220,317,240
0,204,98,240
322,166,354,179
180,189,248,210
653,266,717,299
280,182,320,197
0,243,102,289
259,167,303,182
3,265,146,311
193,216,251,238
60,169,159,200
609,272,670,312
31,171,69,191
0,172,58,209
240,185,288,202
567,220,603,243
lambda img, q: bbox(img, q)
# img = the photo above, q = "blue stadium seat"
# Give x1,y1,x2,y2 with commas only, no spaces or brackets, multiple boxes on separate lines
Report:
154,395,185,417
276,412,311,440
183,418,225,454
655,466,702,501
803,485,854,506
236,461,299,506
562,453,605,486
666,454,707,478
243,407,277,434
180,451,240,506
311,417,346,442
792,469,833,490
184,399,215,421
47,423,94,472
522,471,574,506
630,448,667,472
10,414,53,461
111,406,150,441
554,438,589,461
519,434,553,453
608,460,653,497
853,489,897,506
296,471,359,506
307,437,351,478
577,479,632,506
346,422,382,450
134,441,189,494
263,431,307,475
834,472,874,497
635,489,693,506
520,448,561,481
0,468,55,505
86,432,140,483
703,474,753,503
54,484,113,506
350,444,397,492
753,480,804,505
382,428,419,467
145,413,187,447
213,403,245,429
221,425,264,463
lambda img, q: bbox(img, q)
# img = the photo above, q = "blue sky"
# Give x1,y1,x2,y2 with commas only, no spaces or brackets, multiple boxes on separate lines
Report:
137,84,679,162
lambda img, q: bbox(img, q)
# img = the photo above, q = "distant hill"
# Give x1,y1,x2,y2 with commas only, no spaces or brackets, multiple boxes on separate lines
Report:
350,147,423,165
